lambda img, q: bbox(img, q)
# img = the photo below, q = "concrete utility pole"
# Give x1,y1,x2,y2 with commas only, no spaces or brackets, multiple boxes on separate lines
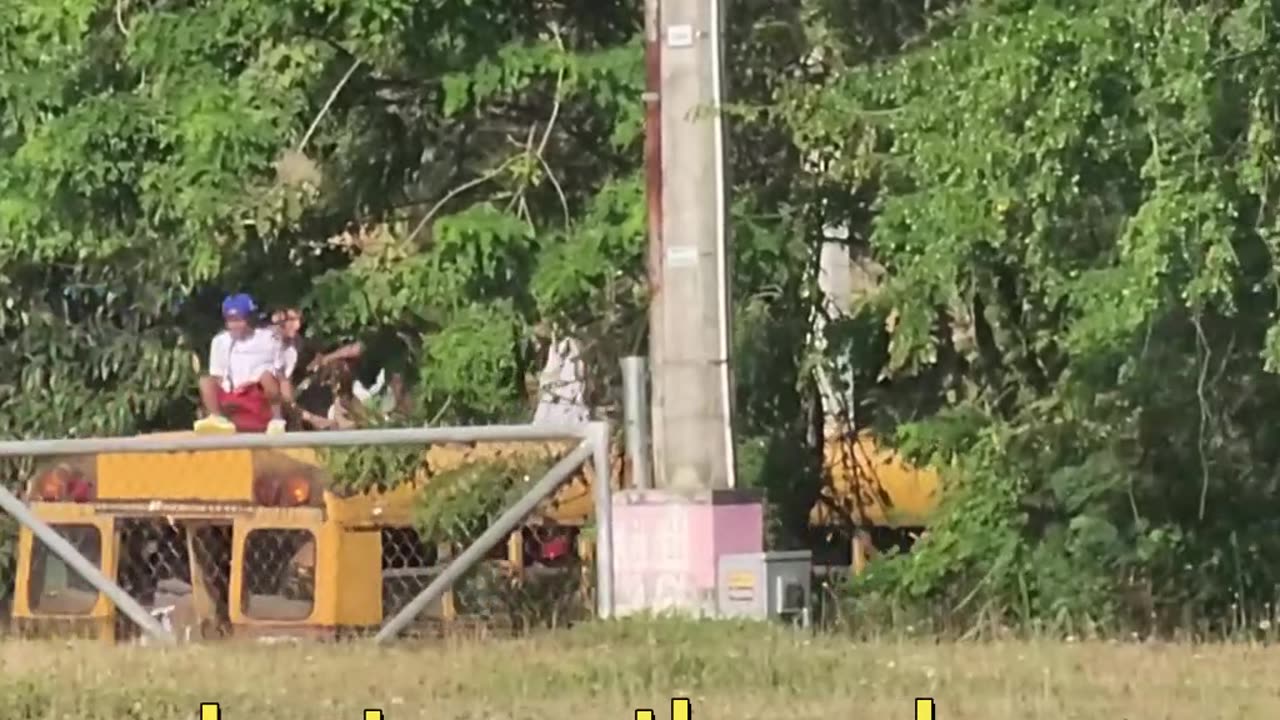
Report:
646,0,737,493
610,0,762,619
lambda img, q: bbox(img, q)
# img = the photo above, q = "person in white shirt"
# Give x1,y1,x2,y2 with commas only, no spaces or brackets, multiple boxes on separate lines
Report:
269,305,311,426
532,323,590,426
268,306,369,430
272,306,304,396
193,293,288,434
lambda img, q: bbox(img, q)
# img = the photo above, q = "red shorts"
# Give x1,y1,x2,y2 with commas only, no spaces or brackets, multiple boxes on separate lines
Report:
216,383,273,433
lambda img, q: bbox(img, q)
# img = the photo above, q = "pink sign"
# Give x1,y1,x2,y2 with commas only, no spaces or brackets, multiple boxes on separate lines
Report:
611,490,763,616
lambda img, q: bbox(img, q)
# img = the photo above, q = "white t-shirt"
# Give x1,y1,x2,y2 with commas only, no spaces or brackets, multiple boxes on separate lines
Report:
533,335,589,425
280,342,299,380
207,327,287,392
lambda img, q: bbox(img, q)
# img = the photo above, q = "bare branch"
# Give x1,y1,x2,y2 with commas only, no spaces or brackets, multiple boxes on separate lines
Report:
403,155,521,246
298,59,364,154
115,0,130,37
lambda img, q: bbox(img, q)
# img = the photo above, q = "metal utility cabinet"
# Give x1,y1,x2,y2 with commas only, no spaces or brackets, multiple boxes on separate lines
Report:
716,550,812,626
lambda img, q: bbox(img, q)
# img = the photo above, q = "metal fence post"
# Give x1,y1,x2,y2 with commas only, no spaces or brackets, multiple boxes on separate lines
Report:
374,439,596,643
589,421,615,619
621,356,652,489
0,485,174,644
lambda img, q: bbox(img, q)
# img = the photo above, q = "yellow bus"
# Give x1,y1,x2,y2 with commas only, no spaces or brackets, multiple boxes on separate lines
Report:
10,426,937,641
810,428,940,572
11,432,603,642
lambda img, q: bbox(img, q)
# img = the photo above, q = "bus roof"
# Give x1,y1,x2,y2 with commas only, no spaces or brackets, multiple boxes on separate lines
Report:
27,433,595,527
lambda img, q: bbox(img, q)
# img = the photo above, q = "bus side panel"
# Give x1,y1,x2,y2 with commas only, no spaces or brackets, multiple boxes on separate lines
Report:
97,450,254,502
14,525,33,619
330,526,382,628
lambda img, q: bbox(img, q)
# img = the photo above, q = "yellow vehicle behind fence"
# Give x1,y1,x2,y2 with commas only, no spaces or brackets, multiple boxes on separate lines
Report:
11,427,938,641
12,432,605,642
811,428,940,572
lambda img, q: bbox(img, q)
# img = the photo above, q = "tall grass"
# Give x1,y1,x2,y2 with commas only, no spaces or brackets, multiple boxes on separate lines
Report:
0,618,1276,718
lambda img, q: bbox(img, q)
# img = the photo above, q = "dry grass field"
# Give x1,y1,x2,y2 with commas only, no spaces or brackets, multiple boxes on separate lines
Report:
0,619,1275,719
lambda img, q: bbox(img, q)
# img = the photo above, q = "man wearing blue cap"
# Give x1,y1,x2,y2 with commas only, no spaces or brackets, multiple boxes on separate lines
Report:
194,293,288,434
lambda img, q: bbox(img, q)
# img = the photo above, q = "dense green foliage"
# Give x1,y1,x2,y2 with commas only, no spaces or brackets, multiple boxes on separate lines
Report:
0,0,816,615
0,0,648,435
787,0,1280,635
413,454,556,545
7,0,1280,636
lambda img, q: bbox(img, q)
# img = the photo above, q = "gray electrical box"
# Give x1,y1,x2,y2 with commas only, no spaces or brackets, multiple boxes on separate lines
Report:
716,550,812,626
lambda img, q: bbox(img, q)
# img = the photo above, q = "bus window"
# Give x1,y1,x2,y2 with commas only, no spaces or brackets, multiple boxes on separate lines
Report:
28,525,102,615
241,529,315,622
113,518,234,642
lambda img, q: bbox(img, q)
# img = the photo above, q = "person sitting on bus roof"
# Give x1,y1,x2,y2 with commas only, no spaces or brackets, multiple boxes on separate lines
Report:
291,359,359,430
193,293,288,435
271,304,322,427
267,307,375,429
269,306,374,429
325,360,365,429
305,328,411,419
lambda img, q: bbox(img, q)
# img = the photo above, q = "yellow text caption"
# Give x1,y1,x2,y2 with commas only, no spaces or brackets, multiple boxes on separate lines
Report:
201,704,384,718
634,697,937,718
202,696,936,717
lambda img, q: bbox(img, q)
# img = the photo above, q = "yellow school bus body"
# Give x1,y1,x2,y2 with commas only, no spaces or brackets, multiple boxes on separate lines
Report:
12,427,937,640
809,429,941,573
12,433,603,642
810,429,940,529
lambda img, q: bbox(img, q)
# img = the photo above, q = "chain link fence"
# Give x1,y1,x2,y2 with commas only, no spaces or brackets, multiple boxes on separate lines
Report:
19,518,308,642
378,525,595,638
115,518,235,642
13,514,597,643
0,424,613,645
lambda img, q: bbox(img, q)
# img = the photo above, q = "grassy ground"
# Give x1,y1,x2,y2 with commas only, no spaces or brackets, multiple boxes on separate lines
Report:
0,619,1276,719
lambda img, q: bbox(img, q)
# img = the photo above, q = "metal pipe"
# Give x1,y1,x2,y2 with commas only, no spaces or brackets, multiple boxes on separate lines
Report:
588,422,615,618
0,484,174,644
620,357,652,489
0,423,591,458
708,0,737,489
374,439,596,643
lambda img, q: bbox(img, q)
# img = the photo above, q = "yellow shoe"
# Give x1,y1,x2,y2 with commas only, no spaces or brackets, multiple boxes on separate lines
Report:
266,419,287,435
193,415,236,435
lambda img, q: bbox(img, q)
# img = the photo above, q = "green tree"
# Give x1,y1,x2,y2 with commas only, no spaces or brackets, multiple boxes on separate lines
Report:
0,0,837,599
785,0,1280,635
